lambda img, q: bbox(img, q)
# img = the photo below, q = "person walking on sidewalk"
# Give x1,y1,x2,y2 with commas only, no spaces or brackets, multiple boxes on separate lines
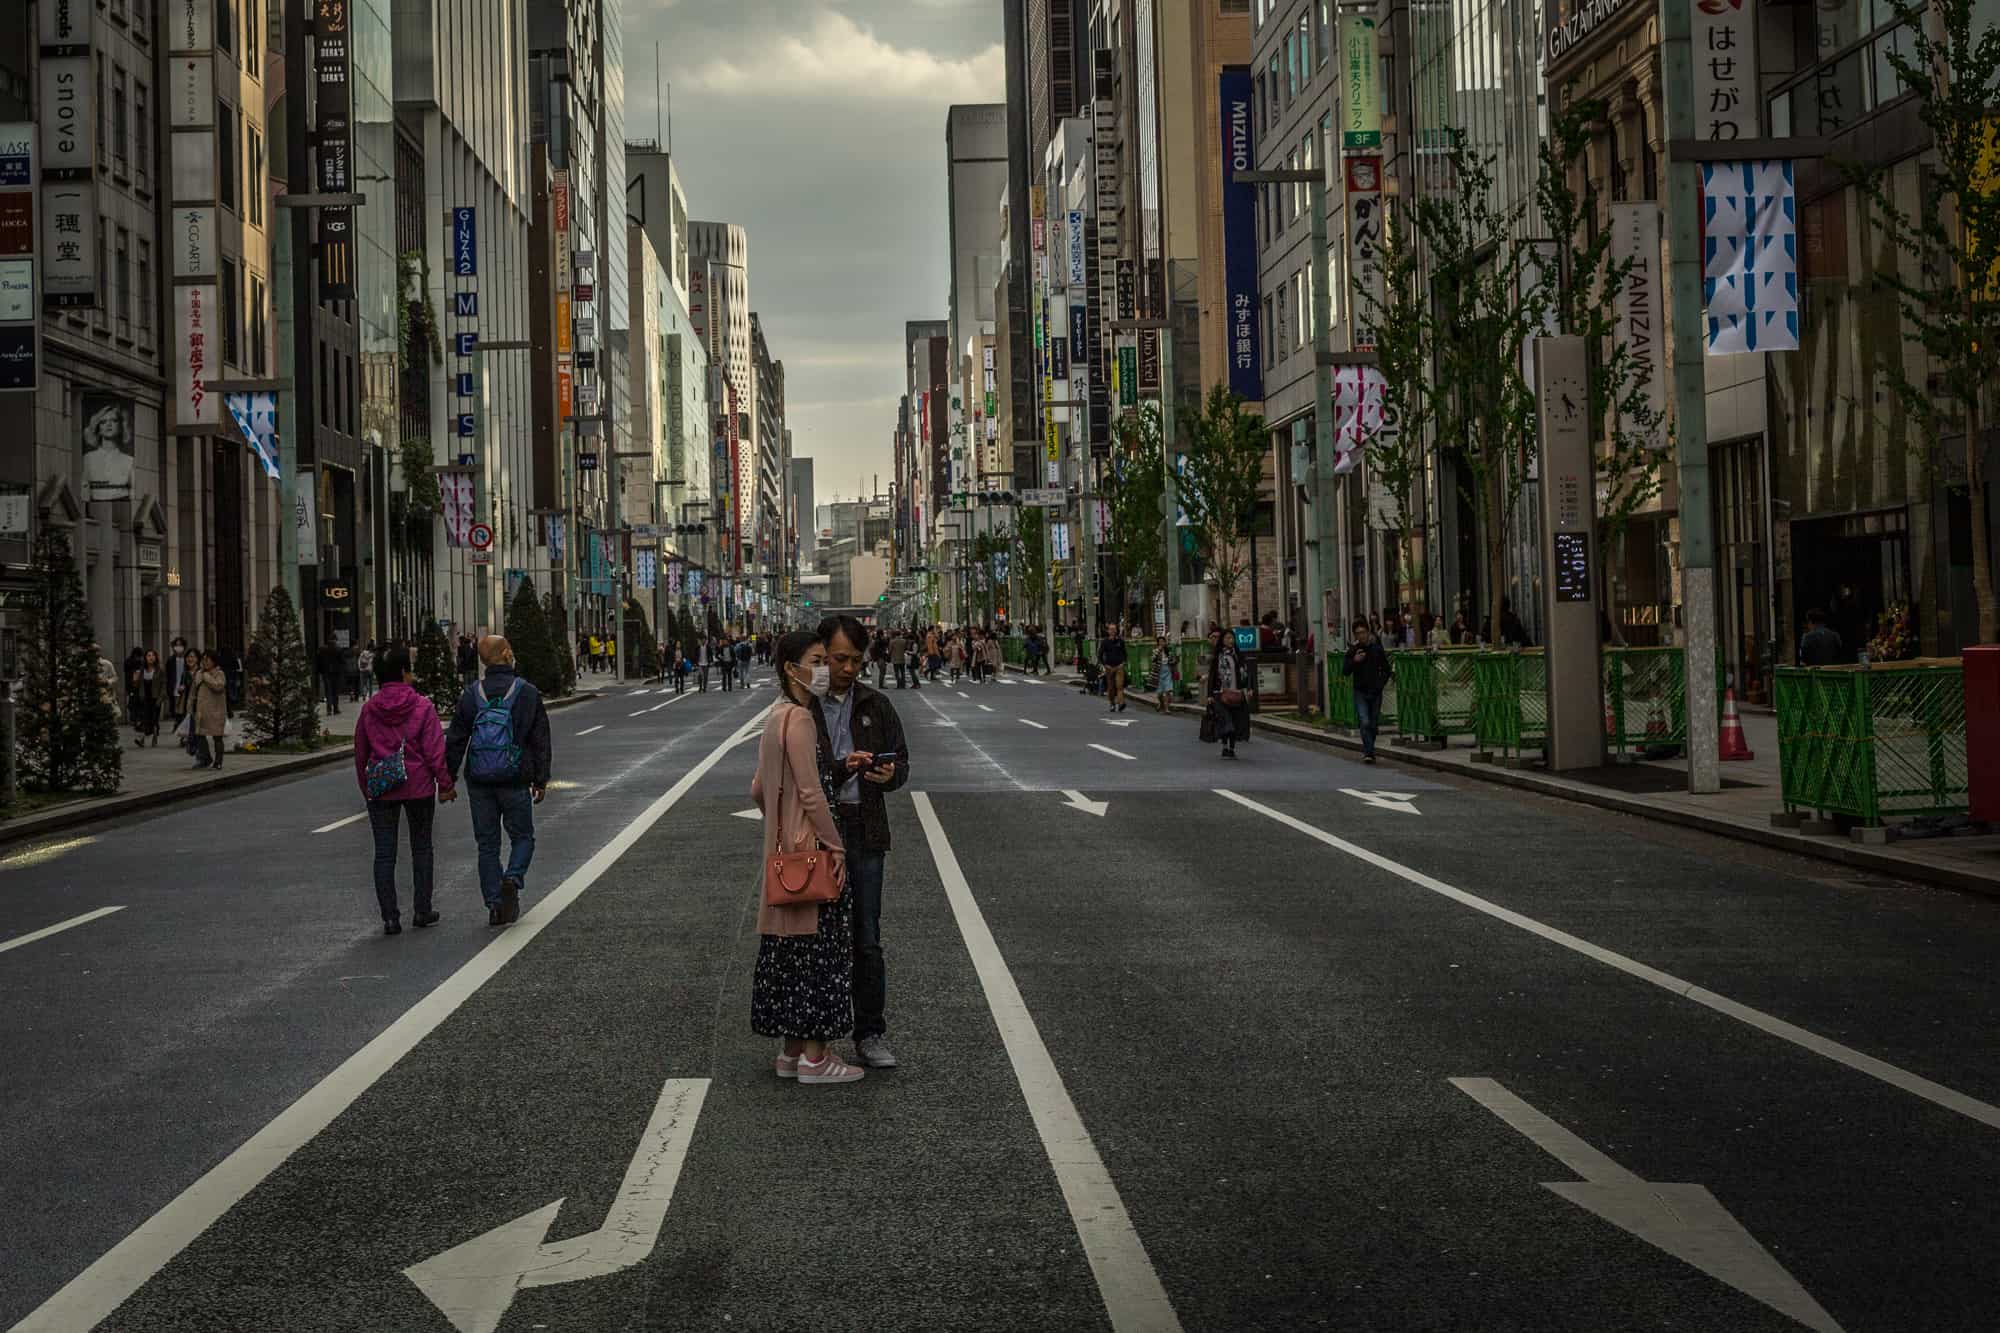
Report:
356,641,378,702
1205,627,1251,760
130,649,165,746
718,635,737,691
817,614,910,1071
1341,618,1393,764
164,637,194,738
314,640,343,718
189,650,230,770
1799,608,1844,665
445,635,553,927
751,629,864,1086
354,646,455,935
1100,623,1130,712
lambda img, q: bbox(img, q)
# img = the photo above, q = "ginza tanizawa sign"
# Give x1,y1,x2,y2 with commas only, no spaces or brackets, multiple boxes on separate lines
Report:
1546,0,1639,68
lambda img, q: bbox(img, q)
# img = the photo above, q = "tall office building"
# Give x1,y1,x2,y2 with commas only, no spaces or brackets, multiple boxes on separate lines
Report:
945,105,1008,494
688,219,749,578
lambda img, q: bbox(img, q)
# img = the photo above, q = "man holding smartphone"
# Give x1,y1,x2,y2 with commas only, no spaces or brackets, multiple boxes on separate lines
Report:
817,614,912,1069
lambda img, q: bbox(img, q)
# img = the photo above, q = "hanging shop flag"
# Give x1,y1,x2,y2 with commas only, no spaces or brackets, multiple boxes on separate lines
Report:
439,471,475,546
634,548,657,590
546,513,565,564
1702,160,1798,354
666,559,683,595
223,389,282,479
1331,365,1392,475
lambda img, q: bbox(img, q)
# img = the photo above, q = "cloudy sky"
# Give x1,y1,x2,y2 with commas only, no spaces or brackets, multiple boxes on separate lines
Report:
626,0,1005,506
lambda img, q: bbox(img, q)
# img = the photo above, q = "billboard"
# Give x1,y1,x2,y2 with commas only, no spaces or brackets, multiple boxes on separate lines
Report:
1218,67,1263,399
174,283,220,429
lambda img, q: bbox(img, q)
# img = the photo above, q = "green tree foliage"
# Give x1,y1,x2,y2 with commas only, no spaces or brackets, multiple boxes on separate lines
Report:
243,583,322,747
1176,386,1269,624
15,528,122,795
542,589,577,695
1107,404,1169,610
505,577,562,696
1011,506,1049,625
414,619,461,718
622,599,662,678
1857,0,2000,643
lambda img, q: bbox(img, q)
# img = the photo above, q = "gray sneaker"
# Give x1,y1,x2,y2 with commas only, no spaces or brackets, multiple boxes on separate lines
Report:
856,1035,899,1069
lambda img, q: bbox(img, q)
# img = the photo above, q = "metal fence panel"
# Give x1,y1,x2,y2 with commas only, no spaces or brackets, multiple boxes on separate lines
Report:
1392,648,1480,741
1775,661,1968,823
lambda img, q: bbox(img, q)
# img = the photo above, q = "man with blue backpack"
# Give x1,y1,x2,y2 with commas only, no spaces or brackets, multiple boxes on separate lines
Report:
445,635,554,926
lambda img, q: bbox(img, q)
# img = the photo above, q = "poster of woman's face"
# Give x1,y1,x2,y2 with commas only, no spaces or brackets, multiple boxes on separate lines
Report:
81,395,136,503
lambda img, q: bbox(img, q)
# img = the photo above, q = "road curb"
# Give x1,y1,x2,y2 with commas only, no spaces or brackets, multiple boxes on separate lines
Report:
1127,687,2000,901
0,689,604,849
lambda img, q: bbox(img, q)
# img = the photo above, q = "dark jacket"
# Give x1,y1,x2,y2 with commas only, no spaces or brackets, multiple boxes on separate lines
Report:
1099,635,1129,667
1799,624,1843,666
445,666,553,788
814,680,909,852
1341,638,1393,695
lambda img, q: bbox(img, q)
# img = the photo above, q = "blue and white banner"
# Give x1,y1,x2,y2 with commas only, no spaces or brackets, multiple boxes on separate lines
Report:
1702,160,1798,354
1218,66,1263,399
546,513,565,564
634,548,657,590
223,390,281,480
667,560,683,596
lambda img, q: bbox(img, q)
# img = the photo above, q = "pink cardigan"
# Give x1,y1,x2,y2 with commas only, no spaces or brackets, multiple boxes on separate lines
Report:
750,700,845,937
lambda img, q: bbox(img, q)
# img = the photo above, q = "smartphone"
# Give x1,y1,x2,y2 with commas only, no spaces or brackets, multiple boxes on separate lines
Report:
868,751,901,769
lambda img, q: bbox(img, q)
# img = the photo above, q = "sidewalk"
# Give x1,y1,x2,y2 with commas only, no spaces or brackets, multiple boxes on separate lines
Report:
1016,663,2000,899
0,687,602,849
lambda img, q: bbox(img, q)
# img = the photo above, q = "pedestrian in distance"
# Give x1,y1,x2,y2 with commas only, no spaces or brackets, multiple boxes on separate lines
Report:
1204,626,1251,760
1100,622,1130,712
457,634,480,689
1150,638,1176,712
164,636,193,734
815,613,909,1071
890,630,909,689
735,635,752,683
719,635,736,691
315,639,344,717
1341,618,1393,764
607,635,618,677
752,629,864,1086
983,631,1002,684
354,646,454,935
947,633,965,682
188,650,230,770
130,649,165,746
1799,608,1844,665
356,641,378,702
445,635,552,927
870,629,891,690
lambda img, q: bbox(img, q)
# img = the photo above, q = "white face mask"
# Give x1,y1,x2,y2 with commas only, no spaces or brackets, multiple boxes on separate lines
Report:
792,663,832,698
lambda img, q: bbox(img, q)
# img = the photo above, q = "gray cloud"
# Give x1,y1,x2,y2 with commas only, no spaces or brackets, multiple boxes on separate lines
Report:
627,0,1003,502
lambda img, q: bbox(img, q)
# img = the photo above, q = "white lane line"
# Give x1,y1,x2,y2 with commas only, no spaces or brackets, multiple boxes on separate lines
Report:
575,725,606,737
977,704,995,713
912,794,1182,1333
955,691,969,699
1217,789,2000,1133
11,707,775,1333
1019,718,1048,730
1089,743,1136,761
629,709,649,717
647,694,694,713
0,906,126,957
312,812,369,834
918,689,1027,790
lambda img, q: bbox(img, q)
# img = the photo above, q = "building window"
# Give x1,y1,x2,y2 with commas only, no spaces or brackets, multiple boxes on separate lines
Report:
1284,34,1297,100
1255,72,1266,135
1318,0,1332,68
245,0,260,76
111,68,128,173
95,234,108,329
1299,12,1312,82
137,239,153,343
1276,280,1289,357
250,273,266,374
1296,270,1309,346
133,0,150,41
1268,54,1280,121
319,343,329,427
217,0,234,55
134,80,150,191
1264,296,1276,368
217,101,237,212
96,55,105,159
116,227,131,336
221,259,239,366
247,126,263,226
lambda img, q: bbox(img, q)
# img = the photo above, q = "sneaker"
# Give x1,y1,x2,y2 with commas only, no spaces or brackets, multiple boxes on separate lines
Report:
856,1035,899,1069
796,1052,865,1085
383,919,402,936
775,1050,800,1079
488,904,505,927
500,877,522,923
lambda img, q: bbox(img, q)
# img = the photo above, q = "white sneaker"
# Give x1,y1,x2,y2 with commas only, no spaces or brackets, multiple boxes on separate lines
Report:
797,1052,865,1085
856,1035,899,1069
775,1050,800,1079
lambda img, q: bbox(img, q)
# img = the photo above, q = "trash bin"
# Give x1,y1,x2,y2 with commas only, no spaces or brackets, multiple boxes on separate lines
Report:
1967,646,2000,823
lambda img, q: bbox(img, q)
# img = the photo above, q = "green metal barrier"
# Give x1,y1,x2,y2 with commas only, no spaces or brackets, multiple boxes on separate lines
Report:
1392,648,1481,742
1473,650,1548,758
1324,651,1397,730
1001,636,1026,667
1604,646,1687,756
1776,659,1968,824
1055,635,1079,665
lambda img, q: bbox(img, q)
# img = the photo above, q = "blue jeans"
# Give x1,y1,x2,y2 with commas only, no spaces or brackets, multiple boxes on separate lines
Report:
368,797,435,922
1356,689,1384,758
469,784,536,907
837,812,888,1040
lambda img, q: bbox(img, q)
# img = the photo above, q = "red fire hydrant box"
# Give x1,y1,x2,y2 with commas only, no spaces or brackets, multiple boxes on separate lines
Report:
1967,646,2000,823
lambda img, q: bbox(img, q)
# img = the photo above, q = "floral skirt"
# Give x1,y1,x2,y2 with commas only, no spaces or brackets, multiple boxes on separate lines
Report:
750,887,854,1041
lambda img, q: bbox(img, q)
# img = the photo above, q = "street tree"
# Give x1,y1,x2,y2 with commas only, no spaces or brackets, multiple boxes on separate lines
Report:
1011,505,1049,626
15,528,122,795
1107,404,1169,612
1856,0,2000,643
414,619,461,718
243,584,321,747
543,589,577,695
1176,385,1269,625
505,577,561,697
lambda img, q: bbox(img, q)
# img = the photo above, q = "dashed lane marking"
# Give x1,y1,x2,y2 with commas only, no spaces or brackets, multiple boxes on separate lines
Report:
913,794,1182,1333
977,704,995,713
575,725,606,736
312,812,369,834
1089,744,1136,761
0,905,127,957
1019,718,1048,730
1218,788,2000,1133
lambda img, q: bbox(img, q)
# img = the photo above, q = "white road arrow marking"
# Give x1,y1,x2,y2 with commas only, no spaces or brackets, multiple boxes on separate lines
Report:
1019,718,1048,729
731,808,761,820
1102,718,1136,728
1089,743,1136,761
1337,788,1422,814
1060,790,1109,817
405,1077,710,1333
1451,1078,1844,1333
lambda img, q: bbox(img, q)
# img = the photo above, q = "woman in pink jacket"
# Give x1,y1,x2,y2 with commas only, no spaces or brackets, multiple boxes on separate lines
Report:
353,645,455,935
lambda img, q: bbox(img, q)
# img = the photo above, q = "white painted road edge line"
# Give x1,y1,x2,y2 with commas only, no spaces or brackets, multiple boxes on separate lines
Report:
311,812,369,834
1019,718,1048,730
0,906,126,957
912,794,1182,1333
575,724,606,736
1215,788,2000,1133
10,706,774,1333
1089,743,1136,761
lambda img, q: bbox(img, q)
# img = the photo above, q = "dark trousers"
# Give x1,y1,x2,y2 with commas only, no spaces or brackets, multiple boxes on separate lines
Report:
368,797,436,922
1356,689,1384,758
893,663,907,688
322,673,341,714
837,812,887,1041
720,663,734,691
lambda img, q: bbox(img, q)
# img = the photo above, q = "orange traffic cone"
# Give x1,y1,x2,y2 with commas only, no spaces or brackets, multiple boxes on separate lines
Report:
1719,688,1755,761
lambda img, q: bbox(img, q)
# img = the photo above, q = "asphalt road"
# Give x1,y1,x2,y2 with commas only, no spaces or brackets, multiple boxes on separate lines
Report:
4,668,1998,1332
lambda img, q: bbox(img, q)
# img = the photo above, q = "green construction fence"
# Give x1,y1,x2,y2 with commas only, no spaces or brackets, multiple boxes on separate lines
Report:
1775,659,1968,825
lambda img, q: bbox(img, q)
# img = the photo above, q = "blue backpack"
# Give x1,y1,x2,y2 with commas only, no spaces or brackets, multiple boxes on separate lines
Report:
466,679,524,783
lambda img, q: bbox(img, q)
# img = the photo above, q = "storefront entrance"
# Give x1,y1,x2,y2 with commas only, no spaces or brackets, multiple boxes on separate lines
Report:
1789,507,1911,664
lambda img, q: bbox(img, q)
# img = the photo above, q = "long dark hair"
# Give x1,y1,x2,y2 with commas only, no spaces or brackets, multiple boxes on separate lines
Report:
773,629,821,706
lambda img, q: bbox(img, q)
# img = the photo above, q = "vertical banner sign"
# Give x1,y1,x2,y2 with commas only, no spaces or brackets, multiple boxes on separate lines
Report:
1341,16,1380,150
297,469,319,567
176,284,220,427
1414,2,1454,151
167,0,214,427
1069,300,1088,365
224,390,283,478
1609,203,1666,447
1332,366,1391,474
1702,161,1798,353
1117,345,1139,407
453,207,479,446
1345,157,1384,351
1115,259,1137,321
1218,67,1263,400
314,0,356,300
0,121,34,391
39,1,97,311
440,471,475,546
1690,0,1759,142
1138,329,1161,393
1067,209,1087,286
634,548,657,590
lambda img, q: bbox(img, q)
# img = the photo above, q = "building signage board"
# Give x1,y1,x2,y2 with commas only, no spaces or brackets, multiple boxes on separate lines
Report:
0,194,30,255
1609,202,1666,446
40,181,98,307
171,0,214,53
1690,0,1759,141
313,0,355,300
1117,344,1138,407
452,207,476,277
172,205,216,277
0,259,31,320
1546,0,1640,71
1115,258,1136,321
1138,329,1161,393
174,283,220,429
1341,17,1380,150
0,122,31,188
39,0,93,45
0,122,29,392
1067,209,1087,286
170,131,215,200
0,328,33,390
1345,156,1384,351
170,54,214,128
1218,67,1263,399
38,54,94,179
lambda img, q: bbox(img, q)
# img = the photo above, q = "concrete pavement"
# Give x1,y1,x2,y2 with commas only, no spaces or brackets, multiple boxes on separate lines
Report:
5,669,1998,1331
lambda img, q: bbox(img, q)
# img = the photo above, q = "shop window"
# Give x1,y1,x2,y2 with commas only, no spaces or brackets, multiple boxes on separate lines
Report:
1871,25,1913,106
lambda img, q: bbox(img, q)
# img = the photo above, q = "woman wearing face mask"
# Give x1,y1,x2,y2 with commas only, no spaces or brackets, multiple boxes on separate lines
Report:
130,648,165,746
748,629,863,1085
